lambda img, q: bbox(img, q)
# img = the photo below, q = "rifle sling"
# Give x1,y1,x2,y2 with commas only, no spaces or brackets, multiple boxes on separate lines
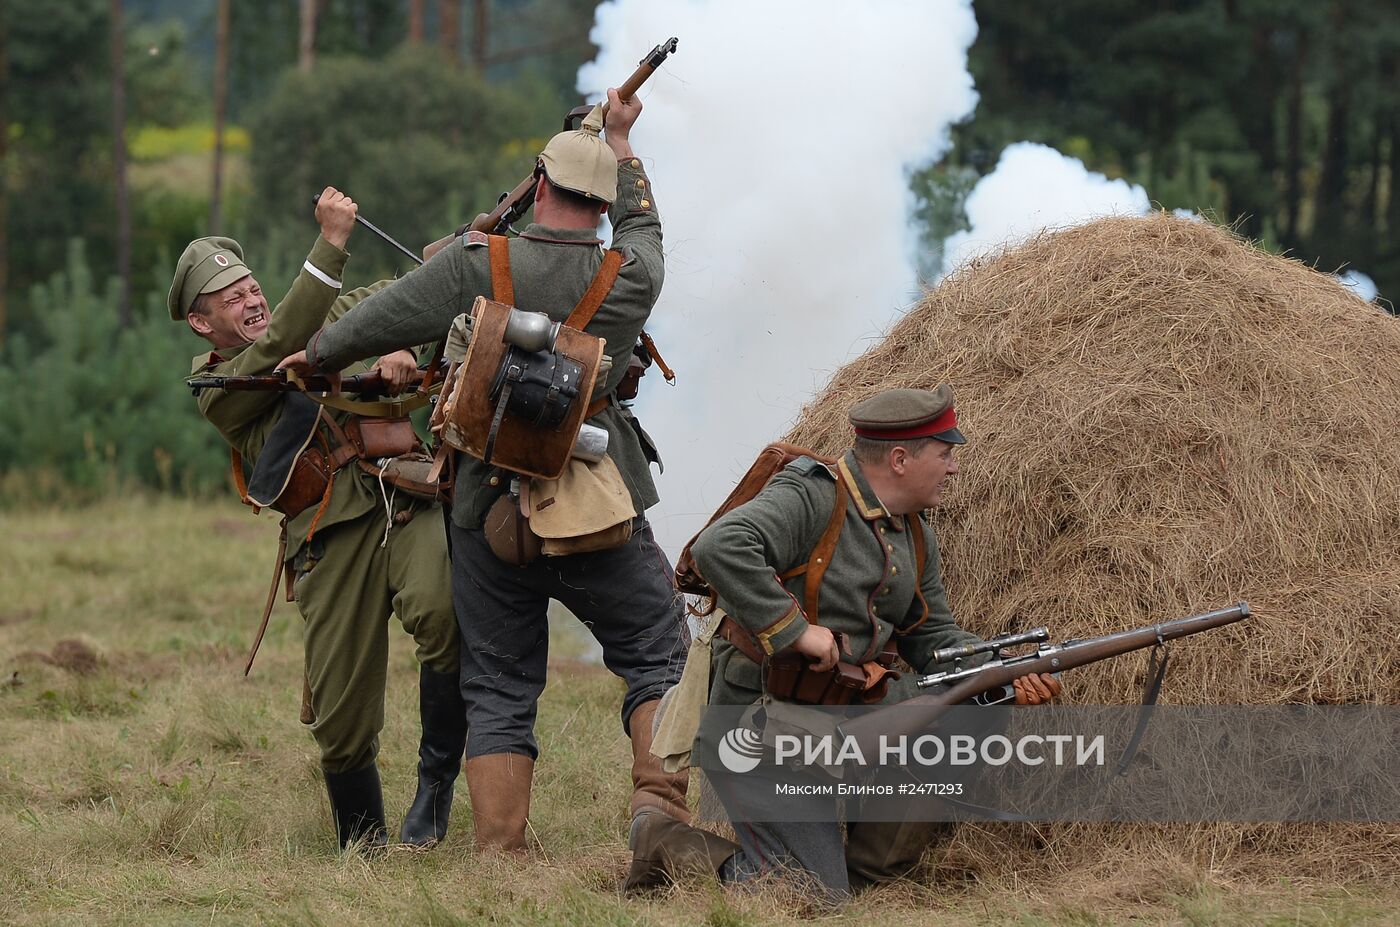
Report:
307,391,430,418
1113,643,1169,777
244,519,289,676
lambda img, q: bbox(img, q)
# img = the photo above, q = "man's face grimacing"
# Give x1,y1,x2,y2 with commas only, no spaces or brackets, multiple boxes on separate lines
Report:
892,439,959,511
188,274,269,348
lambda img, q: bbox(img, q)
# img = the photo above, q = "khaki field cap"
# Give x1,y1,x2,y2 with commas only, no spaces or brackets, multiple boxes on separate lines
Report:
167,236,250,320
849,385,966,445
536,104,617,204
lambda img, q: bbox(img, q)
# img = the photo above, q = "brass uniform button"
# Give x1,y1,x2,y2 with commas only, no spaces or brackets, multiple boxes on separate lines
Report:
640,198,651,209
636,179,646,188
630,159,641,168
891,566,899,576
489,476,500,487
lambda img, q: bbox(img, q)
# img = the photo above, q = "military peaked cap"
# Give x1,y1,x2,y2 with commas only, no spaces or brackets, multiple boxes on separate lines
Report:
849,385,965,445
168,236,251,320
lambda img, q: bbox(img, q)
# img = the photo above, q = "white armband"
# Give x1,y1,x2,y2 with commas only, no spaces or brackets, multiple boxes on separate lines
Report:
302,261,342,289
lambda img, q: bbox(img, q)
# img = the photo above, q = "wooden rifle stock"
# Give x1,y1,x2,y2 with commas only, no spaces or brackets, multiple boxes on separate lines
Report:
466,37,679,237
188,360,447,399
835,603,1251,758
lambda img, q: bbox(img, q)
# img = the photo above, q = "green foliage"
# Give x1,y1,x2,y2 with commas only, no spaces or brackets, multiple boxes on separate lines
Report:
910,163,979,283
2,0,113,328
951,0,1400,304
248,48,553,288
0,242,226,502
125,19,204,128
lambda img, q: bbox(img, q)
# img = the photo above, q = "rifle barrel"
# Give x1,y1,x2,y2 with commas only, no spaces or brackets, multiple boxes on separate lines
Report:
470,37,679,236
836,603,1250,755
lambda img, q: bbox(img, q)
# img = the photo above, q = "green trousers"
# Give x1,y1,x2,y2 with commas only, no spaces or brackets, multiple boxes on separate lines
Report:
293,500,458,774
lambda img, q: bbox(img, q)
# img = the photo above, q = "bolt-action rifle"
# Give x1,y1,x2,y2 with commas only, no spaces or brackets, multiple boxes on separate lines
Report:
187,358,448,400
465,37,679,239
414,37,683,397
835,603,1251,759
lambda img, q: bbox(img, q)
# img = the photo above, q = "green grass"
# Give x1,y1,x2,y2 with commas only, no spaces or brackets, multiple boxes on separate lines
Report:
1,496,1396,925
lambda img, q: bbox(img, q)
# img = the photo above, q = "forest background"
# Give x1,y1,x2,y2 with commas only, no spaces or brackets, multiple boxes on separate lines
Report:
0,0,1397,501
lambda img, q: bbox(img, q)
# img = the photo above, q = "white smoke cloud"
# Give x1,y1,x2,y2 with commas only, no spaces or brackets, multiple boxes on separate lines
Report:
1336,269,1378,303
579,0,980,554
942,142,1151,275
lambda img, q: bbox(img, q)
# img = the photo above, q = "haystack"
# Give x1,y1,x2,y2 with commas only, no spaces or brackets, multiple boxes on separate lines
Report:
783,213,1400,885
788,213,1399,706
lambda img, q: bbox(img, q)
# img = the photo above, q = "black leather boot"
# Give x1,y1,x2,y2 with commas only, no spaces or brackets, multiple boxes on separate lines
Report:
399,665,469,847
324,763,388,851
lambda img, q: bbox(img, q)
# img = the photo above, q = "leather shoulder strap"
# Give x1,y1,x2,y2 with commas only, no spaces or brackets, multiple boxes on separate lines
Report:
714,467,848,665
488,234,514,305
802,471,849,626
564,249,623,331
230,447,253,508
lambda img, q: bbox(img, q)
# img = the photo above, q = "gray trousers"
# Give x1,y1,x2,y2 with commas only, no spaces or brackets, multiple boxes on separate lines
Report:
711,768,954,902
450,518,688,760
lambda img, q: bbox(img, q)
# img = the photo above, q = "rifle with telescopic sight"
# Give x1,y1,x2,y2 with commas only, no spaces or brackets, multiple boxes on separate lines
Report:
835,602,1251,759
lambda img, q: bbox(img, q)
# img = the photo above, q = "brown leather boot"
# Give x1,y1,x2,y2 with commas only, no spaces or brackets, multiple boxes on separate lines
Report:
628,699,691,824
624,808,739,892
464,752,533,853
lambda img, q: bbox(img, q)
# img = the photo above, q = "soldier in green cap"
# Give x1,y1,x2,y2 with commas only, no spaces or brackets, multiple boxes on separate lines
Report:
277,88,692,866
626,385,1061,899
171,187,468,851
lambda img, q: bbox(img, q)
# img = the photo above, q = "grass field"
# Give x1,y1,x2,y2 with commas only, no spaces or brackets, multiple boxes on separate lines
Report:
1,496,1396,925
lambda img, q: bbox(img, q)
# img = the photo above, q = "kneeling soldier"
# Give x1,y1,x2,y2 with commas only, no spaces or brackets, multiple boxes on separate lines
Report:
631,385,1059,899
169,189,468,850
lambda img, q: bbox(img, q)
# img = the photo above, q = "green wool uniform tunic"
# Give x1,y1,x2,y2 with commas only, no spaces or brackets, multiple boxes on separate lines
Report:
304,158,664,529
691,450,983,709
190,236,458,774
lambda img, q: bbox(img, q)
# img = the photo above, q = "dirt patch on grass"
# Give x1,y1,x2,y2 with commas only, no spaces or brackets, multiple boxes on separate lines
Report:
39,639,102,675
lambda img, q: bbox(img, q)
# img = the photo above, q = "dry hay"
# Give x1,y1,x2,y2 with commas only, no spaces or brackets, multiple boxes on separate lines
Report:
788,213,1399,706
783,213,1400,882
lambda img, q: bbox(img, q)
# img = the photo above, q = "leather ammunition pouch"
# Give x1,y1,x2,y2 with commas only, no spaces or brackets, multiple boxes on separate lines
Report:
719,618,900,707
344,415,418,460
231,393,442,519
274,444,335,518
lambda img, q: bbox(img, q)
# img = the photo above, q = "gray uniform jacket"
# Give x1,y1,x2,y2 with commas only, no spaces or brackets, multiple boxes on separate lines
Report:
305,158,664,531
690,450,983,708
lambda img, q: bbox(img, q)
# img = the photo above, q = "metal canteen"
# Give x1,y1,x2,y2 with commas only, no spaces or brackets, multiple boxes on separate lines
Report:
571,423,609,463
502,308,561,353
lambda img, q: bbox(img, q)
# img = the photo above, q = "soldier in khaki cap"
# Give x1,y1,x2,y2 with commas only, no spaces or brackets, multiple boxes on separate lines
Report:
278,88,691,867
629,385,1061,900
174,188,468,852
